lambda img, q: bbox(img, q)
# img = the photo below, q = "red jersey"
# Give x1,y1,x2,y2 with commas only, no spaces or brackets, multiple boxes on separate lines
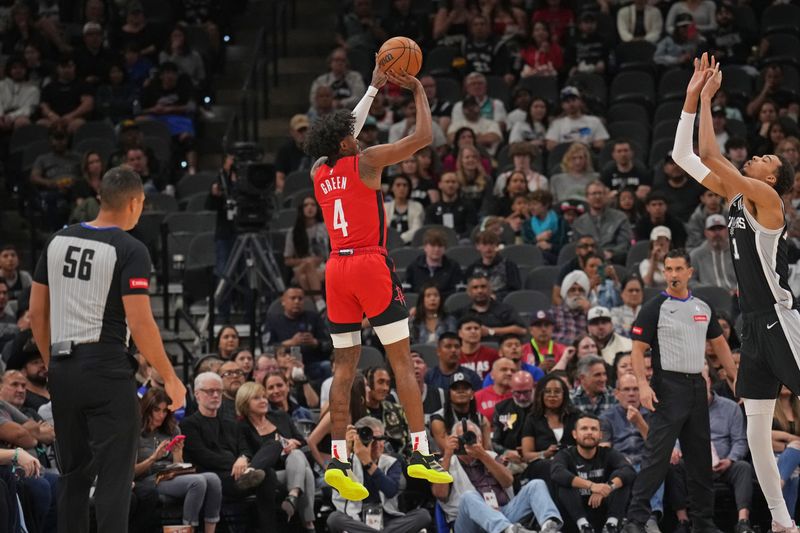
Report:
313,155,387,250
475,386,512,421
459,345,499,381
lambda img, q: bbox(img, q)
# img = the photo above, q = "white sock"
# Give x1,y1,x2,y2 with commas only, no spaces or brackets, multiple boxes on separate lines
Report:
410,431,429,455
606,517,619,527
577,518,589,529
744,398,794,528
331,439,348,462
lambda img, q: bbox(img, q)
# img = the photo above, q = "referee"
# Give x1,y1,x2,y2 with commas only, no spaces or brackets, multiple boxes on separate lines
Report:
621,250,737,533
29,167,186,533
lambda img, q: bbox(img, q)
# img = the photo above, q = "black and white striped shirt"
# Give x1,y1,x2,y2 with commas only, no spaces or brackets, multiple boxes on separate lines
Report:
33,223,152,346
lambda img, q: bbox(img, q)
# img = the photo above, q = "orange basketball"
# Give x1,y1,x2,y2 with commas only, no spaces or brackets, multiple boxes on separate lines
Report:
377,37,423,77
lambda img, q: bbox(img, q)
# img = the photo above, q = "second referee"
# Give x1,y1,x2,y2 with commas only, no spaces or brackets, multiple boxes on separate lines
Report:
621,249,737,533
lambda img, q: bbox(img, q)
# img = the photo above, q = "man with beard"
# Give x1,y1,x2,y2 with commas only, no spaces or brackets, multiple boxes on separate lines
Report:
491,371,534,471
587,307,632,366
654,153,704,223
364,366,411,457
434,420,563,533
486,334,544,386
689,214,737,292
554,235,597,306
571,355,618,418
456,275,527,344
552,413,636,533
475,357,515,420
6,341,49,412
549,271,591,346
217,360,245,424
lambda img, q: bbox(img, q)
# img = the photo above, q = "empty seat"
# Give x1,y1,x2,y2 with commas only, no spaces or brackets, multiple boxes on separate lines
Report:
653,101,684,126
614,41,656,71
566,72,607,108
764,33,800,66
721,66,754,104
386,226,405,250
176,171,217,199
761,4,800,35
186,232,216,268
524,265,559,296
357,346,385,369
21,139,52,171
606,103,650,126
389,247,422,270
517,76,560,108
444,291,471,314
649,138,674,167
181,192,209,212
609,71,655,107
557,243,577,265
435,76,462,105
446,245,480,267
658,68,692,102
500,244,544,269
283,169,313,196
137,119,172,142
503,289,549,320
425,46,459,77
73,120,116,146
9,124,48,154
626,240,651,269
145,193,179,213
275,208,297,229
652,119,679,143
486,75,511,107
411,343,438,369
607,121,650,149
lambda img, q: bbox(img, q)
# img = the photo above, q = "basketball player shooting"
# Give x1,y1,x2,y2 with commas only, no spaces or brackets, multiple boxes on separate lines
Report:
304,65,453,501
673,53,798,532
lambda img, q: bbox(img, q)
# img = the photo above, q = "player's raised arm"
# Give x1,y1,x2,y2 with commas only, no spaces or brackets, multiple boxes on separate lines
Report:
352,59,387,138
359,70,432,189
698,63,783,214
671,53,727,199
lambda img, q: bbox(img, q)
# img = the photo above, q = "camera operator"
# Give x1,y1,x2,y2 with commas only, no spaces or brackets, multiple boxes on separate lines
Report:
433,419,563,533
327,416,432,533
207,153,238,287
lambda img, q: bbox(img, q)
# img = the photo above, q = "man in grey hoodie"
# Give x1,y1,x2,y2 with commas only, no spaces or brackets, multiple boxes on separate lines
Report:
689,214,737,292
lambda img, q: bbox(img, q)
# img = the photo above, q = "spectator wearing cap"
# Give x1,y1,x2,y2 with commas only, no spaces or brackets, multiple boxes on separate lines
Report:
601,140,652,200
634,190,688,248
457,316,499,381
29,124,82,230
37,54,94,135
404,228,463,297
588,307,633,366
425,332,483,392
686,189,725,250
494,142,549,196
434,418,564,533
420,75,453,132
138,61,199,175
0,56,38,132
565,11,608,77
425,172,478,237
550,270,591,346
654,154,704,223
456,275,527,343
639,226,672,288
389,96,448,151
475,358,515,420
5,338,50,413
654,13,704,67
523,310,567,370
665,0,717,35
460,19,515,85
706,2,753,66
486,334,545,387
545,86,609,152
711,104,730,152
572,181,632,264
571,354,618,417
610,276,644,338
519,20,563,78
74,22,115,86
690,214,737,293
617,0,663,44
464,231,522,299
308,47,366,111
448,96,503,156
430,371,492,451
554,233,596,306
491,370,535,465
275,114,312,194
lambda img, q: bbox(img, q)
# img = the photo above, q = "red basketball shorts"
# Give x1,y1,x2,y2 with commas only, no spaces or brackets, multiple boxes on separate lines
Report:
325,252,409,333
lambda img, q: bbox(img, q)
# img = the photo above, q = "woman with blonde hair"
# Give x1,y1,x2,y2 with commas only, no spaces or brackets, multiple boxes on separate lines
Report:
455,144,493,212
237,380,316,532
549,142,599,202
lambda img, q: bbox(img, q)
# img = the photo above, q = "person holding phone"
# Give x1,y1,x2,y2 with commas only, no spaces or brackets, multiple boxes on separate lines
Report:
135,388,222,532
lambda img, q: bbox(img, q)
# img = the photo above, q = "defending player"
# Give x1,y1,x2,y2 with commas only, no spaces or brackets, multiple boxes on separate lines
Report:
304,67,453,501
672,53,798,532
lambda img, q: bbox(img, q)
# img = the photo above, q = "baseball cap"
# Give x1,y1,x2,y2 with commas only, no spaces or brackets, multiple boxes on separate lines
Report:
290,114,310,131
560,86,581,100
362,116,378,129
83,22,102,34
587,306,612,323
675,13,693,27
450,372,474,388
531,310,554,325
705,214,727,229
650,225,672,241
559,199,587,214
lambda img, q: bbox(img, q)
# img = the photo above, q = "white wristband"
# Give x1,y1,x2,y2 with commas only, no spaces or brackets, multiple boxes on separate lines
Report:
365,85,378,98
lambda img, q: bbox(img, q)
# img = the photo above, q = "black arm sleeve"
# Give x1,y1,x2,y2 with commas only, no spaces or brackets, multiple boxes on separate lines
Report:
119,237,153,296
706,307,723,339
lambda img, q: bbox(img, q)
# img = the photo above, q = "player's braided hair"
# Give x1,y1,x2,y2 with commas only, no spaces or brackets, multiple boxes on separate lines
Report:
303,109,354,164
774,154,795,197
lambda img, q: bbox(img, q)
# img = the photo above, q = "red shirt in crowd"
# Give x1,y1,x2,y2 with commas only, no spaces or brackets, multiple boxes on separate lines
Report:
459,345,498,381
475,386,512,420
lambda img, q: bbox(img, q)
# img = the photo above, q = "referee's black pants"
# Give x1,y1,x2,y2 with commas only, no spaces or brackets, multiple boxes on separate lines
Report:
49,348,140,533
626,371,715,531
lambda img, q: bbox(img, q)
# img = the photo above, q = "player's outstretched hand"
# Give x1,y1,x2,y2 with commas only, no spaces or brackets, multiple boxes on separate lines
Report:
371,55,388,89
686,52,714,96
387,69,421,92
700,59,722,102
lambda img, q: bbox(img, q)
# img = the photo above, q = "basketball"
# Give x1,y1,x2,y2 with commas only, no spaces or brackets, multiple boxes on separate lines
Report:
377,37,423,77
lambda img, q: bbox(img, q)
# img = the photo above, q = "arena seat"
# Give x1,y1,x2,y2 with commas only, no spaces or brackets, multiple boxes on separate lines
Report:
357,346,385,369
523,266,559,298
658,68,693,102
411,225,459,247
503,290,549,321
444,292,470,314
606,103,650,127
445,245,480,267
500,244,544,269
389,247,423,270
411,343,438,370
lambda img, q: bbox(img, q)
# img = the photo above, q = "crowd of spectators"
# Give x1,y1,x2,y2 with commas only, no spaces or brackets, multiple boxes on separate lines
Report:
2,0,800,530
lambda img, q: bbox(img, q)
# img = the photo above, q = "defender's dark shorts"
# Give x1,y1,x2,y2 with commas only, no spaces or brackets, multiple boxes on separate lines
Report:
325,250,409,334
737,305,800,399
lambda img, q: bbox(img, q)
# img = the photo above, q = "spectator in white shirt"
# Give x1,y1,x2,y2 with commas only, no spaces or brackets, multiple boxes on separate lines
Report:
545,86,609,152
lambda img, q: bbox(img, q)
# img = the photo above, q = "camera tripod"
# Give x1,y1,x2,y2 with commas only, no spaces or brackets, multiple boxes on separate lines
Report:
204,231,285,350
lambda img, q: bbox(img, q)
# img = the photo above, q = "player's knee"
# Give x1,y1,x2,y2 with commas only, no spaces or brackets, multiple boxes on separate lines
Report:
373,319,409,346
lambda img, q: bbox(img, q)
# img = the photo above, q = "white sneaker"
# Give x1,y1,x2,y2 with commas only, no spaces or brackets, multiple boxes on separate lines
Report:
771,521,800,533
644,517,661,533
